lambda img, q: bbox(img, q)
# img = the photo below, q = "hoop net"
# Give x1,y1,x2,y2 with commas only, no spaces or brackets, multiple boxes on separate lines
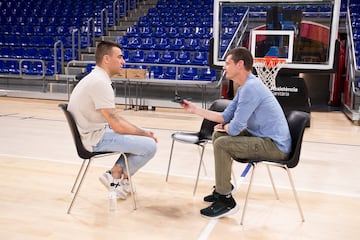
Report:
253,57,286,90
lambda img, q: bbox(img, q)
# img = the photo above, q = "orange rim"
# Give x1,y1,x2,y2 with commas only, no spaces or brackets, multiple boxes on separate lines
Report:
254,57,286,68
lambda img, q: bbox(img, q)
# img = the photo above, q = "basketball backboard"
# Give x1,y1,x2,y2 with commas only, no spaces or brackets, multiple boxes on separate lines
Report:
212,0,341,73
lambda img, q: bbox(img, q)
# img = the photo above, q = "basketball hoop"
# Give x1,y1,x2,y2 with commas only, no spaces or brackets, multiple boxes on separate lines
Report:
253,57,286,90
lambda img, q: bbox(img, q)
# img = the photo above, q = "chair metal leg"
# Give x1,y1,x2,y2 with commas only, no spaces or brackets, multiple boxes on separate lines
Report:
193,145,205,196
122,153,137,210
67,159,92,214
240,163,256,225
165,139,175,182
285,167,305,222
197,143,208,176
70,159,86,193
266,165,279,200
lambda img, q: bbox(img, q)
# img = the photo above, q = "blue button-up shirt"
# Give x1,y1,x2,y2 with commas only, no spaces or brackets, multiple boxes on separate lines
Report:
222,73,291,154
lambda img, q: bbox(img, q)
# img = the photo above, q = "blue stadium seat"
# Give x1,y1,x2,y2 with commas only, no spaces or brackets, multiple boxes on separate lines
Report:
122,49,130,62
127,37,142,49
126,26,139,37
117,36,128,48
0,47,12,58
192,51,208,65
129,49,145,63
162,66,177,79
193,27,207,38
24,48,40,59
220,39,231,54
199,68,217,81
46,61,61,75
19,36,31,47
139,26,152,37
39,48,53,60
199,38,211,51
86,63,95,72
30,36,43,47
172,38,185,50
223,27,236,39
20,61,35,75
138,16,150,27
149,65,163,78
179,67,198,80
155,38,170,50
12,48,25,59
0,60,7,73
153,26,167,38
6,35,18,46
42,36,55,47
184,38,200,51
150,16,163,27
32,62,45,75
175,51,191,64
160,50,175,64
64,48,76,61
142,37,156,49
6,60,20,74
0,36,6,46
180,27,194,38
144,50,160,63
168,26,180,38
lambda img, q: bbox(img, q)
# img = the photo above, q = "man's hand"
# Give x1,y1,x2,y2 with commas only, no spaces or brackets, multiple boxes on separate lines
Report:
214,123,226,132
180,99,197,113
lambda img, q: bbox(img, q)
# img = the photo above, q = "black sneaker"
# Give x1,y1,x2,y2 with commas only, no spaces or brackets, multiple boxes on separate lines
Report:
203,184,235,203
200,194,239,219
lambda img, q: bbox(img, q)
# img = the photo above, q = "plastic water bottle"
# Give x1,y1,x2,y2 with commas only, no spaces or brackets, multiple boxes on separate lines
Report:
150,71,154,79
108,185,117,211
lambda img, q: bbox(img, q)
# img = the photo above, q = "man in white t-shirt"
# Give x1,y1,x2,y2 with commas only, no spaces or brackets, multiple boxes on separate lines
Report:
68,41,157,199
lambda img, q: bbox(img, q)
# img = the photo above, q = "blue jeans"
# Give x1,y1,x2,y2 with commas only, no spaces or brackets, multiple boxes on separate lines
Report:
93,126,157,176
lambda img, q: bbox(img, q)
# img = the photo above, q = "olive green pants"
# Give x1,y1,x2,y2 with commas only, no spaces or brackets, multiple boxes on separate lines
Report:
212,130,289,195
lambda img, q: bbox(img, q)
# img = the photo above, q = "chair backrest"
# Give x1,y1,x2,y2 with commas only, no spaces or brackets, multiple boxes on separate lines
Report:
198,99,232,140
58,103,94,159
286,110,310,168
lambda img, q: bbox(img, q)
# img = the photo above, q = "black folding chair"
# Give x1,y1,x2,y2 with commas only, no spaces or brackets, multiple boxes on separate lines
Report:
166,99,231,195
234,110,310,224
58,104,136,213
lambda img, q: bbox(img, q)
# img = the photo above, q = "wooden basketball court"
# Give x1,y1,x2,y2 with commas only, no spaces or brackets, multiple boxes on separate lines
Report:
0,97,359,239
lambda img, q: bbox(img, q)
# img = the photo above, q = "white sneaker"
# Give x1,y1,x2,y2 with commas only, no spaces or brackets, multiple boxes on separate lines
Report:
99,171,127,200
120,175,135,193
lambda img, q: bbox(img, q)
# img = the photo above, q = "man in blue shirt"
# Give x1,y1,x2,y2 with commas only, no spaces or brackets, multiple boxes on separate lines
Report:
180,47,291,219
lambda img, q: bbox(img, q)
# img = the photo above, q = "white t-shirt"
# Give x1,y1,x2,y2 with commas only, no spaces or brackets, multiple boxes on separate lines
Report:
68,66,115,151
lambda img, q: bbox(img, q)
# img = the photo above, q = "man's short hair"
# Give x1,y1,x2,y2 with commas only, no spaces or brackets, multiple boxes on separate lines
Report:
95,41,122,64
226,47,253,71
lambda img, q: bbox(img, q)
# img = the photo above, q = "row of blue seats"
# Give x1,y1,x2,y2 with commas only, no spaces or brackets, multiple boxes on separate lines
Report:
128,65,216,81
0,15,94,27
119,37,210,51
125,26,213,39
86,62,216,81
0,60,61,76
0,47,77,61
137,16,213,28
1,0,126,17
1,24,101,37
124,49,209,66
0,35,87,48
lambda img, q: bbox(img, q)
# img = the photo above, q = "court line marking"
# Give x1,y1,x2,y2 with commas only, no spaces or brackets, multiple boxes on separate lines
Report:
197,164,251,240
1,152,360,198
